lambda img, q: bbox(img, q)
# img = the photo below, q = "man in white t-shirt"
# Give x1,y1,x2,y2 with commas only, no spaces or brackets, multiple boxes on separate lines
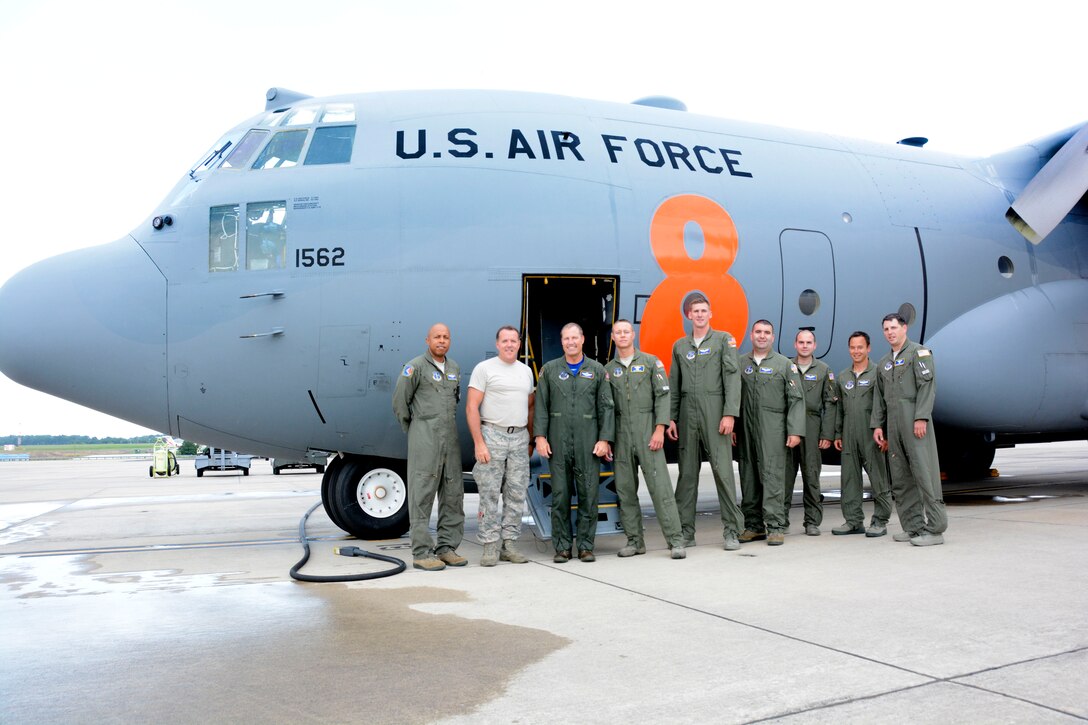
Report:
466,325,536,567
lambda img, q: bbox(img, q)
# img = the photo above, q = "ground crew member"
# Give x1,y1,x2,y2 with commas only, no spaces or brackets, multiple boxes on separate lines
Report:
665,294,745,551
392,323,466,571
534,323,614,563
872,313,948,546
833,331,893,537
606,319,685,559
466,325,536,567
787,329,837,535
736,319,805,546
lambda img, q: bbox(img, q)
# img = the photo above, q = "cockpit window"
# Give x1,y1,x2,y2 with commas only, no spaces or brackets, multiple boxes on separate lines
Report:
189,134,237,178
304,125,357,165
209,204,240,272
246,201,287,270
321,104,356,123
252,130,307,169
221,129,269,169
283,106,319,126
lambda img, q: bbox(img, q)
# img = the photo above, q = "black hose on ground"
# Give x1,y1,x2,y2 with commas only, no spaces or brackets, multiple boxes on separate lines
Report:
289,501,406,582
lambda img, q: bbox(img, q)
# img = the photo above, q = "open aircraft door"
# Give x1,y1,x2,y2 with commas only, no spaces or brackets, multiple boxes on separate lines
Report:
519,273,623,542
779,229,835,357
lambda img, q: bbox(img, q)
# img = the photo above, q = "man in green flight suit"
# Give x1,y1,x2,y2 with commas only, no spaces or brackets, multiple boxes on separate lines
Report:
534,323,615,563
871,313,947,546
392,323,466,571
606,319,686,559
736,319,805,546
786,329,838,536
665,294,745,551
833,331,893,537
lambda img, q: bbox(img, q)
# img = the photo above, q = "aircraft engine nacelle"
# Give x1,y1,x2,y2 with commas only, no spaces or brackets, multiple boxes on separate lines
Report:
926,279,1088,433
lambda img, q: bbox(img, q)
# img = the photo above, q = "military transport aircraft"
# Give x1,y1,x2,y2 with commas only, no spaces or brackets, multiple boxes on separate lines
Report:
0,88,1085,540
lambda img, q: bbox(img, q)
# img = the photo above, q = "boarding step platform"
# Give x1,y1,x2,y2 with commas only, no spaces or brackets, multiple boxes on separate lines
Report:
524,454,623,541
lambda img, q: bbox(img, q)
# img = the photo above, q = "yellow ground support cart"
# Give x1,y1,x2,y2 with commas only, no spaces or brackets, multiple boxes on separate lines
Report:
149,436,180,478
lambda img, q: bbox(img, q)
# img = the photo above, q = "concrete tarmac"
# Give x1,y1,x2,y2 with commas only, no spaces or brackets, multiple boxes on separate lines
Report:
1,442,1086,724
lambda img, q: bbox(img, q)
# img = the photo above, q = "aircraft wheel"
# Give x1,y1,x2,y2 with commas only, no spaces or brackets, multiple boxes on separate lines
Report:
321,454,348,529
328,455,409,540
938,429,996,481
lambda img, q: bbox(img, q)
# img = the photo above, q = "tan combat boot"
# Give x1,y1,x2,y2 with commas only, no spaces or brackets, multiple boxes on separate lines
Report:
480,542,500,567
413,556,446,571
437,550,467,567
499,540,528,563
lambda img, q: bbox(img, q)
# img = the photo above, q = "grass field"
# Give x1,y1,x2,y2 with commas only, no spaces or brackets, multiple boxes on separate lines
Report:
1,443,162,460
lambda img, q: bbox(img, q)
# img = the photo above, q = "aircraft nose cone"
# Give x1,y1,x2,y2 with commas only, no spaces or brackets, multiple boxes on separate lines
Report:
0,237,168,431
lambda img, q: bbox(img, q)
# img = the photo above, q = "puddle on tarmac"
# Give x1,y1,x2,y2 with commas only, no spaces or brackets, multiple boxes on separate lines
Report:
0,556,568,723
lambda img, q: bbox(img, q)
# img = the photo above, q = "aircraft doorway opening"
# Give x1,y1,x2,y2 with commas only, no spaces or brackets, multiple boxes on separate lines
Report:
520,275,619,374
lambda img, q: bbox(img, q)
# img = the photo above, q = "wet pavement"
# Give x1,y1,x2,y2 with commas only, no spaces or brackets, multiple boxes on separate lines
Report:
1,442,1086,723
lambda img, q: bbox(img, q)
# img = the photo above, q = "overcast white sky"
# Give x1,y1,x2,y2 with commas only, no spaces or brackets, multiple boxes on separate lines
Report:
0,0,1082,438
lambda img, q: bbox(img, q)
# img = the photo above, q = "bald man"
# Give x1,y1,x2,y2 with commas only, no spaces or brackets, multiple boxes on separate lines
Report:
393,323,466,571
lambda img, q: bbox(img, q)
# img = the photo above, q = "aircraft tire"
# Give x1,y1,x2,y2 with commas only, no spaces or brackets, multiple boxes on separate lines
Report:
329,455,410,540
321,454,348,530
938,429,996,482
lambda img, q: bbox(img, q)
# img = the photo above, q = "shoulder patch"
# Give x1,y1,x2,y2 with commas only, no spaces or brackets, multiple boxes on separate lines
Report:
918,349,931,357
790,364,798,373
828,371,835,380
402,365,413,377
656,359,665,368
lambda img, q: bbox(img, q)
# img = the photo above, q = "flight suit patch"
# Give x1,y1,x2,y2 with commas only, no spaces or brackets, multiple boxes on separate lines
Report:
432,371,442,381
858,379,870,387
579,370,594,379
613,367,623,377
697,348,711,355
656,360,665,368
559,372,570,380
447,373,458,381
845,380,855,390
884,362,893,371
744,365,754,375
759,367,774,375
686,351,696,360
804,373,817,381
894,359,906,367
402,365,413,377
918,349,931,357
631,364,645,372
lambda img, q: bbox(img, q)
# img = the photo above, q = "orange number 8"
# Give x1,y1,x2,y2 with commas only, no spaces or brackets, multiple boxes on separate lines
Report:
640,194,749,373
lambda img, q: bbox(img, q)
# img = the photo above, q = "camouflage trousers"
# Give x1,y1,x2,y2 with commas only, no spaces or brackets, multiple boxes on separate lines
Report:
473,424,530,544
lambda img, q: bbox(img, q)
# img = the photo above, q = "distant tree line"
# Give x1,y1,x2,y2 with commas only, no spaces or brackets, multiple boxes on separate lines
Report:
0,434,162,446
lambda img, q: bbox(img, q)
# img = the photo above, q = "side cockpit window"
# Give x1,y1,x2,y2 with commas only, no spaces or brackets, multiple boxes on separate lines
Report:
245,201,287,270
208,201,285,272
209,205,240,272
